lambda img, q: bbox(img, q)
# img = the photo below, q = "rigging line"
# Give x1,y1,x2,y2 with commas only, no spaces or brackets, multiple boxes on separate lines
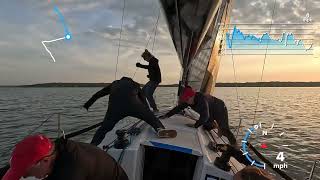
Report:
232,54,242,138
220,0,242,137
252,0,277,125
0,113,57,159
120,120,140,130
228,26,242,137
27,113,56,135
132,7,161,79
115,0,126,80
305,0,309,13
151,8,161,53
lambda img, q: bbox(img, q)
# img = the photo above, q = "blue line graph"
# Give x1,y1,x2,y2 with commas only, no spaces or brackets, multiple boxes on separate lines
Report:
42,2,72,62
53,5,71,40
225,26,313,55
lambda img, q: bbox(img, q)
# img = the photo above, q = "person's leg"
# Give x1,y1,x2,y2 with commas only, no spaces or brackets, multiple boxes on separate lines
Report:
142,81,151,109
129,102,164,131
128,101,176,138
90,110,123,146
215,105,237,145
143,81,158,111
147,81,159,111
221,128,237,145
214,144,250,171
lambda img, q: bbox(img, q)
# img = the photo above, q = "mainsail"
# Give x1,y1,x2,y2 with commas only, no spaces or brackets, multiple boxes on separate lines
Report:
159,0,232,94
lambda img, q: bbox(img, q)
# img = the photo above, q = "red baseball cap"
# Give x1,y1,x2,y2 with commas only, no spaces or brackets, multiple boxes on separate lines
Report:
180,86,196,102
3,134,53,180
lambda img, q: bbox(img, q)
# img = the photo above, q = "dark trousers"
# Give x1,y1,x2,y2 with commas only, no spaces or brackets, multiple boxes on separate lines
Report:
142,81,159,111
203,106,237,145
218,144,250,166
91,100,165,146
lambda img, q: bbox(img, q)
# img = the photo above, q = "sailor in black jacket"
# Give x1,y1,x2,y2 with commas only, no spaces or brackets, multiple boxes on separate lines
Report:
2,134,128,180
160,86,236,145
136,49,162,112
83,77,176,146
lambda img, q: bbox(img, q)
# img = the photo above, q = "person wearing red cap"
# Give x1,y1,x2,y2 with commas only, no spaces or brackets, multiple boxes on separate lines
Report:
160,86,237,145
1,134,128,180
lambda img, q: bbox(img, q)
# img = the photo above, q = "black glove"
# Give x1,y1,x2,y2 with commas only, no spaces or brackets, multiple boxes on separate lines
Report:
83,103,89,111
194,121,202,128
136,63,141,67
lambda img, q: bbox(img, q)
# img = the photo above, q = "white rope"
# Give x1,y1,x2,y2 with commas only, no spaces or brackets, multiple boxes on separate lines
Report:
252,0,277,125
152,8,161,53
218,0,243,138
115,0,126,80
132,7,161,78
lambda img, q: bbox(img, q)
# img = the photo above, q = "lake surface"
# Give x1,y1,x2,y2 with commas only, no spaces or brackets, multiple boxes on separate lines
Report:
0,87,319,179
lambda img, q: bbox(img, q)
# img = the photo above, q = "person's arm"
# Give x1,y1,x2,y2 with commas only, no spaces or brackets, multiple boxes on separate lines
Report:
161,103,188,118
194,99,210,128
135,82,149,107
217,144,251,166
83,84,112,110
136,63,149,69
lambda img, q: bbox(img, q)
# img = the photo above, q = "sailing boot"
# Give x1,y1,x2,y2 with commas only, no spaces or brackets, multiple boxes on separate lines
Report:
157,128,177,138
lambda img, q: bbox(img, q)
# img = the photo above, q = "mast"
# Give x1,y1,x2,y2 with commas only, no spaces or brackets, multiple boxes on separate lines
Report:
201,0,233,94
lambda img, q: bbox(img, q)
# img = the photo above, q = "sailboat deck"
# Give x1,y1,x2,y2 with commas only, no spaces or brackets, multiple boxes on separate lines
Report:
102,112,244,180
142,115,203,156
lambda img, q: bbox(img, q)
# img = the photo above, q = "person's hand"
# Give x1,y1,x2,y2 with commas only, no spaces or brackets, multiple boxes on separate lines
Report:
83,103,89,111
185,123,195,128
136,63,141,67
159,115,168,119
216,144,228,152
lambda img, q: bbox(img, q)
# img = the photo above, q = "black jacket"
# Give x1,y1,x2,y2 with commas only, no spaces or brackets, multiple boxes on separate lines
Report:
84,77,148,109
46,139,128,180
165,93,228,128
136,57,162,83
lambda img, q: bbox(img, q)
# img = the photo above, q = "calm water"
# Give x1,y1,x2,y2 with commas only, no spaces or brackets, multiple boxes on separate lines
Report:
0,87,319,179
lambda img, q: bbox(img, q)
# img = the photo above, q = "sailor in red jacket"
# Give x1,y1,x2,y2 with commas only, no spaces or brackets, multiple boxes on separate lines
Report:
2,134,128,180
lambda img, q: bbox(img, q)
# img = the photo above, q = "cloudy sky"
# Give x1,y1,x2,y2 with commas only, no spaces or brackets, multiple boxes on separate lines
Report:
0,0,319,85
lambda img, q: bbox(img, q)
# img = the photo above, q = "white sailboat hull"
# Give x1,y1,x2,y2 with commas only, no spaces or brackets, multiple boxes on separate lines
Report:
100,109,244,180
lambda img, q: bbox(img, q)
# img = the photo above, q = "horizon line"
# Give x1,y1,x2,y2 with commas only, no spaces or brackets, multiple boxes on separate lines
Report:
2,81,320,87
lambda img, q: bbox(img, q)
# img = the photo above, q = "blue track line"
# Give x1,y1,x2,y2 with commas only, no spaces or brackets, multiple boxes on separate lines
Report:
242,127,266,169
53,5,72,40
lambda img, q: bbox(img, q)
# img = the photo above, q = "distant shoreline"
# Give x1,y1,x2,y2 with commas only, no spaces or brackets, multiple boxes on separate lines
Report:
1,82,320,87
